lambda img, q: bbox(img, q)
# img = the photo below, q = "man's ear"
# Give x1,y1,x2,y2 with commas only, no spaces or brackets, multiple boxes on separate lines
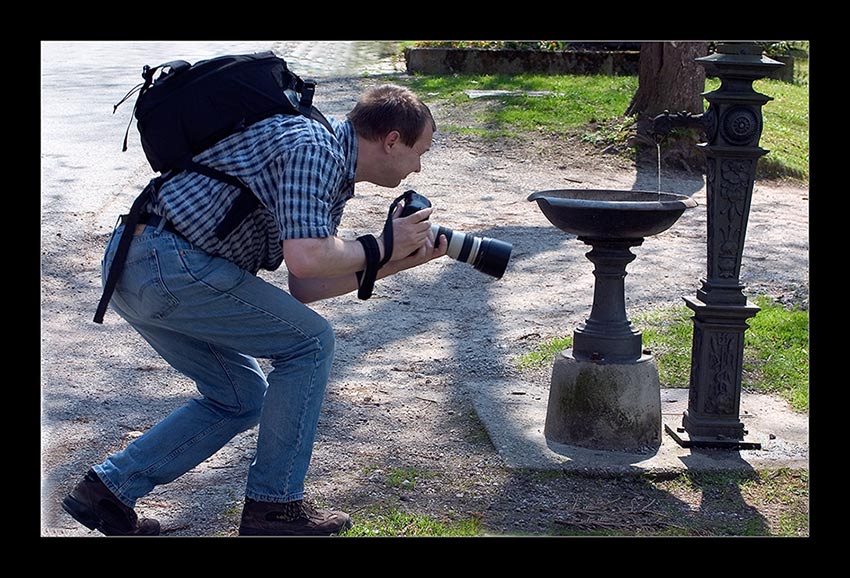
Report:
383,130,401,152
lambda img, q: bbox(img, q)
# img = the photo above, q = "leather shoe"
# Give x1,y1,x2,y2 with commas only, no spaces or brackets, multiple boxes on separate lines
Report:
238,498,351,536
62,469,160,536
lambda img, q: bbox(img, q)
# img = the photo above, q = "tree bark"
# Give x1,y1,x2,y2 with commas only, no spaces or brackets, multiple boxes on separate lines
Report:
625,42,709,117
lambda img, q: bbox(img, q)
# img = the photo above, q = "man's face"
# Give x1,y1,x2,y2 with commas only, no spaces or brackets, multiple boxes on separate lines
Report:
381,123,434,187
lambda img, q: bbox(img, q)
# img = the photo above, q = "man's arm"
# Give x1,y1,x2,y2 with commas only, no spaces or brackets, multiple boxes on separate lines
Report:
284,208,446,303
286,238,446,303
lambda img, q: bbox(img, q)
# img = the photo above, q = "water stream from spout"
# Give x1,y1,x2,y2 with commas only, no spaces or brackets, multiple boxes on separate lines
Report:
656,142,662,197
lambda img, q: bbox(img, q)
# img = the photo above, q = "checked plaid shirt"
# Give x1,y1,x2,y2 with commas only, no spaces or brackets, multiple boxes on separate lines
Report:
143,114,358,274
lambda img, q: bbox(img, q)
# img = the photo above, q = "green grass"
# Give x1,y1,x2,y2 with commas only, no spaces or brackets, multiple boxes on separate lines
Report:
516,335,572,370
757,76,809,180
384,467,433,490
636,306,695,387
338,468,807,537
653,468,809,537
404,74,638,138
398,58,808,182
516,295,809,413
745,295,809,411
342,508,482,537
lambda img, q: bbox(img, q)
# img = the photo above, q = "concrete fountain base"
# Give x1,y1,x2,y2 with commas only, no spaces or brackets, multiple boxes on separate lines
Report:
544,349,662,452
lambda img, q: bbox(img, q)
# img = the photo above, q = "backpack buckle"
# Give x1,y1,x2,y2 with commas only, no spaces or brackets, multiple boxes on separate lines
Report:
299,80,316,112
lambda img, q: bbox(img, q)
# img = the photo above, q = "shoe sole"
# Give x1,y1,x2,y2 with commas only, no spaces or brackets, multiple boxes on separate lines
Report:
62,495,161,536
238,526,347,536
61,495,101,532
239,518,352,537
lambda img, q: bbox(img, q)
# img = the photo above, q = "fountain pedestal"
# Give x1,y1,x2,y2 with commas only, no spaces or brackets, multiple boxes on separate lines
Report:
545,236,660,451
529,189,696,452
545,350,661,451
573,237,644,364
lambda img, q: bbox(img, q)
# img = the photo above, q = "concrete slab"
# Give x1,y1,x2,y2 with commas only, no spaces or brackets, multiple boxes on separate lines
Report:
469,379,808,475
464,90,557,99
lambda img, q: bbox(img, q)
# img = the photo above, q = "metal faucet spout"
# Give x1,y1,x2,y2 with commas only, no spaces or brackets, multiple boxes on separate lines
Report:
649,110,709,142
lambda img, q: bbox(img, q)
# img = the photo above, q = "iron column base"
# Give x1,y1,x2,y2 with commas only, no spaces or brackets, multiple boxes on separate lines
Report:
665,295,762,449
664,423,761,450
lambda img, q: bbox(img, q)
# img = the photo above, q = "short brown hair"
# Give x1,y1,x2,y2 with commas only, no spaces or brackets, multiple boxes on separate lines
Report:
347,84,436,146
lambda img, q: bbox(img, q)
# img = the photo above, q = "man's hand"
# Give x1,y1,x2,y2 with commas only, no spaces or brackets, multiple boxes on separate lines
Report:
381,206,436,263
393,224,448,270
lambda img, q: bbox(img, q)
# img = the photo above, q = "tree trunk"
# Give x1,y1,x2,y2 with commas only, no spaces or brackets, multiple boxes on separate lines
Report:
625,42,709,117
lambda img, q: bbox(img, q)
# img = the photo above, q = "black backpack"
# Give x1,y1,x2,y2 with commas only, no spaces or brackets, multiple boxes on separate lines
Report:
94,51,333,323
123,51,333,173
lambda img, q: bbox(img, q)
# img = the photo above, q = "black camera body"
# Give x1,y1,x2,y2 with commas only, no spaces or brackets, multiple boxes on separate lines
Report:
398,190,512,279
399,190,433,217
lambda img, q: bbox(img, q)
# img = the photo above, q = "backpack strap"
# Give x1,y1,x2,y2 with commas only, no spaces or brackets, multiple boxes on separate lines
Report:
176,159,260,240
92,160,250,323
93,176,166,323
291,77,334,133
309,107,335,134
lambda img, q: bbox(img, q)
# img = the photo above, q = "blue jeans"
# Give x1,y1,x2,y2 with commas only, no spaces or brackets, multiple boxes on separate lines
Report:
93,222,334,507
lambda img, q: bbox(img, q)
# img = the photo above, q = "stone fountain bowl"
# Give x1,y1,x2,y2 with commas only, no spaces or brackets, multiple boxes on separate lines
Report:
528,189,698,239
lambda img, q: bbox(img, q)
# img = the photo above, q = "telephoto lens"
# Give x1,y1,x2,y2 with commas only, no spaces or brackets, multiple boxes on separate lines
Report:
398,190,512,279
432,224,512,278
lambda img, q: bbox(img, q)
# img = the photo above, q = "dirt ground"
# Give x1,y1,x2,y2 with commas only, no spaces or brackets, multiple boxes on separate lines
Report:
40,76,809,537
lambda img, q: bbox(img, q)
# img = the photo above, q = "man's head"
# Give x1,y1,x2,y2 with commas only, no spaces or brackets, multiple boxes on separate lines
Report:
349,85,436,187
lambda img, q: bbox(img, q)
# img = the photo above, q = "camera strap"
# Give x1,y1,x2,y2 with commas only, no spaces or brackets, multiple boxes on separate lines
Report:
355,192,408,300
355,234,381,299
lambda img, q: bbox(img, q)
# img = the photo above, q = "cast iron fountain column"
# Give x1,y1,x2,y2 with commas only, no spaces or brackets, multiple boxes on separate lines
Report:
655,42,784,449
573,238,643,363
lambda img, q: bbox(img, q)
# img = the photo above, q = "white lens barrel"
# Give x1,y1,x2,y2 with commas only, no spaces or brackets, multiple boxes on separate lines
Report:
432,224,478,264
